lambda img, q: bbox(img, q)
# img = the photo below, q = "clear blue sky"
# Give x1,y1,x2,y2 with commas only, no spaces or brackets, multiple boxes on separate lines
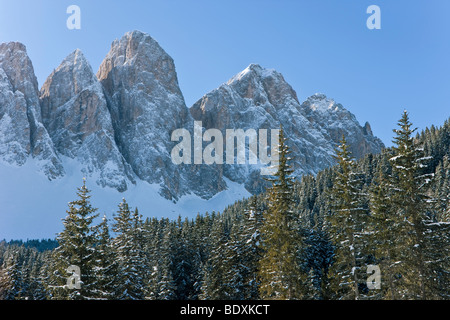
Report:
1,0,449,146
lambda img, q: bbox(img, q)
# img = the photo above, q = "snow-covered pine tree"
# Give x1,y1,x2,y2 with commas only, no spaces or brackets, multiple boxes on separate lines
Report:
388,110,435,299
326,135,369,300
47,179,99,300
143,217,165,299
200,216,230,300
171,217,198,300
93,215,117,300
302,225,334,300
224,216,248,300
369,154,402,300
239,195,264,299
0,250,21,299
258,126,306,300
157,222,177,300
433,156,450,221
111,199,147,300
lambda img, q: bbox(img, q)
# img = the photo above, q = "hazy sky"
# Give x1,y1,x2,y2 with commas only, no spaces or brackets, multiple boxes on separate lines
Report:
1,0,449,146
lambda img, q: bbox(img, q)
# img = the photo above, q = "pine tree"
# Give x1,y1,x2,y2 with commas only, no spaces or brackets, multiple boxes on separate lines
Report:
0,250,21,299
47,179,99,300
258,127,306,299
172,217,198,300
111,199,147,300
239,195,264,299
144,217,165,300
326,135,369,300
93,215,117,300
157,223,177,300
388,110,434,299
200,216,230,300
369,154,402,299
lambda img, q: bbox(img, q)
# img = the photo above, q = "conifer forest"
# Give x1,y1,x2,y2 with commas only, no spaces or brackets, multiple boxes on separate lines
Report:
1,111,449,300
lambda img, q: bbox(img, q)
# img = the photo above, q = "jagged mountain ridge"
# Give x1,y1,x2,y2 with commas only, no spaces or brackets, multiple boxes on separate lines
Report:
190,63,384,193
0,30,384,202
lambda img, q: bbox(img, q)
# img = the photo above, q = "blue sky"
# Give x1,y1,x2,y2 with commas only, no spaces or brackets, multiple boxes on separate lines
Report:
1,0,449,146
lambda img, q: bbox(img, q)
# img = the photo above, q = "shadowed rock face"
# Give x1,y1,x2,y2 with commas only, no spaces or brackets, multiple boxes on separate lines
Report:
40,49,134,191
299,93,384,160
0,42,64,179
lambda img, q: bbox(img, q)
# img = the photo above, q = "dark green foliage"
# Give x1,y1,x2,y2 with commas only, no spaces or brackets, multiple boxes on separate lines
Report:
1,114,449,300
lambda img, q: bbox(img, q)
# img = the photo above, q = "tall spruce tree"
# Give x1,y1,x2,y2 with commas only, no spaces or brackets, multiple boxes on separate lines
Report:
326,135,369,300
258,127,306,299
47,179,99,300
223,196,263,300
240,195,264,299
200,216,230,300
388,110,434,299
368,155,401,299
111,199,147,300
93,215,117,300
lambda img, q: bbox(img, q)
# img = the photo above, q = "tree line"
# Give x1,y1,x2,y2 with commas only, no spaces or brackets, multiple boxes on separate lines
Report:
0,111,449,300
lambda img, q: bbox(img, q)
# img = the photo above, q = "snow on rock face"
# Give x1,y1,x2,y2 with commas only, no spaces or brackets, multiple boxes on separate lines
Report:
40,49,134,192
191,64,385,193
300,93,384,160
0,42,64,179
96,30,226,200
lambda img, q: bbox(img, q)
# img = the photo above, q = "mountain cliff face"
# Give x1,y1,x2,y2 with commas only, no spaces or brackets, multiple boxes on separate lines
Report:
0,31,384,202
0,42,63,179
190,63,384,193
40,49,134,191
96,30,225,200
299,93,384,160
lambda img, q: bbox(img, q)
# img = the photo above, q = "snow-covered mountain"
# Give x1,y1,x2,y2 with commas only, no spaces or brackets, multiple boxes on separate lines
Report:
0,31,384,239
191,63,384,193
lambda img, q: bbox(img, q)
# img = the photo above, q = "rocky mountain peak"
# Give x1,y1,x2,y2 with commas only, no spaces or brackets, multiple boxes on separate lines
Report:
0,41,39,105
98,30,183,98
301,93,384,159
40,49,98,111
225,63,299,108
97,30,226,200
0,41,64,179
39,49,134,191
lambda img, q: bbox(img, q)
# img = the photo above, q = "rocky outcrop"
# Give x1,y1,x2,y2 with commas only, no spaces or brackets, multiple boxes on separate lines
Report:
0,42,63,179
97,30,225,199
40,49,134,191
299,93,384,160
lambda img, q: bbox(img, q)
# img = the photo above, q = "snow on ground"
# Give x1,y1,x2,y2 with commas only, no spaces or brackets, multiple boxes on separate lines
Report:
0,158,251,240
